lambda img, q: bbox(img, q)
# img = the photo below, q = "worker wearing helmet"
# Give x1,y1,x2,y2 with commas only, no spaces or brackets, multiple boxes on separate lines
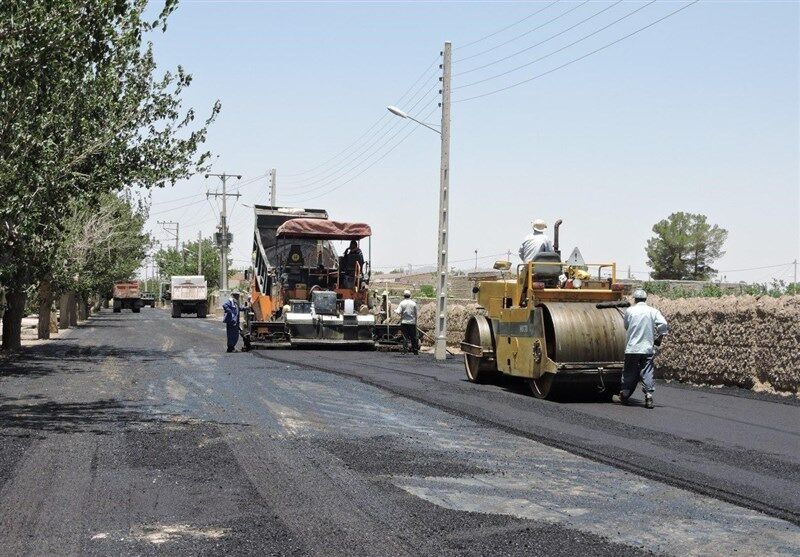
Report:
395,290,419,355
222,291,241,353
519,219,553,262
613,289,668,409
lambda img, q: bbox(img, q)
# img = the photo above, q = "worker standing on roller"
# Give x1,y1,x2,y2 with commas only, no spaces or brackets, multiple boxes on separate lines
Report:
395,290,419,355
613,289,668,409
222,291,241,353
519,219,553,262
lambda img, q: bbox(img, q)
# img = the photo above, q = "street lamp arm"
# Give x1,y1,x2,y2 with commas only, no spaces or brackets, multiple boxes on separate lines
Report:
386,105,441,135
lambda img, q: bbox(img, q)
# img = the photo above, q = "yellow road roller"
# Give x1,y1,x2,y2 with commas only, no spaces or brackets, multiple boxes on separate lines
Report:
461,237,628,399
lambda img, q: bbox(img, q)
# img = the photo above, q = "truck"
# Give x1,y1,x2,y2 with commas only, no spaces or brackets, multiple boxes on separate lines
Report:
171,275,208,318
112,281,142,313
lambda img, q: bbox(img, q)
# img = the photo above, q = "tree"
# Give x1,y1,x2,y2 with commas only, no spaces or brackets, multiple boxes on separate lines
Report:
0,1,219,350
154,238,225,289
645,212,728,280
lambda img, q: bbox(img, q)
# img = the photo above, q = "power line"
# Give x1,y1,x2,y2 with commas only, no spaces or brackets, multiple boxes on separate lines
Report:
281,87,441,195
281,56,440,179
454,0,656,91
281,79,441,189
454,0,698,103
454,0,622,78
455,1,561,51
288,102,441,203
454,0,588,65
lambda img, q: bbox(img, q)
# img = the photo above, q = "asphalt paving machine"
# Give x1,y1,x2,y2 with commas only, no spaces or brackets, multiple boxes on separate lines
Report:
460,220,628,399
242,205,376,349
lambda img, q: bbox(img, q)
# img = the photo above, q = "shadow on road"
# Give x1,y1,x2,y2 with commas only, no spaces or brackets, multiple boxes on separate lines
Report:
1,342,167,379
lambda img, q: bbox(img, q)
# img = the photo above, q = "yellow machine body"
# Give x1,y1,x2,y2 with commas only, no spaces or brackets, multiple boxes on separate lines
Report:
462,260,627,398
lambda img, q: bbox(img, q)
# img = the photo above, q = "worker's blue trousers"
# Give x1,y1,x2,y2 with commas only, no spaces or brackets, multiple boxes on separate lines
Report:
620,353,656,398
226,323,239,351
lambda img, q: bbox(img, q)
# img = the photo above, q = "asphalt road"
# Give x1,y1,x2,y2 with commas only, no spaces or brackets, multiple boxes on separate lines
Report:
0,308,798,556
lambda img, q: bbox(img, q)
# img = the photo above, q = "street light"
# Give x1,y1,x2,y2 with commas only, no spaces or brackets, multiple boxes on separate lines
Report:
386,41,451,361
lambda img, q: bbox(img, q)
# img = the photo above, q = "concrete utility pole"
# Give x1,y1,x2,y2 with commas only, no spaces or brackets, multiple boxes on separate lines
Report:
197,231,202,275
157,220,179,250
434,41,452,361
474,250,478,271
270,168,277,206
206,172,241,292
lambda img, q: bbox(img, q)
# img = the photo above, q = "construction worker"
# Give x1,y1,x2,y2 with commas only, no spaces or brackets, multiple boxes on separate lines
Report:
613,289,668,409
519,219,553,262
222,291,241,353
341,240,364,288
395,290,419,355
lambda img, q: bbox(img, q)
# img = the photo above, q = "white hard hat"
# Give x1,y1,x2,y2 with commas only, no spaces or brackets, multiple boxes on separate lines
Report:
532,219,547,231
633,288,647,301
403,289,412,298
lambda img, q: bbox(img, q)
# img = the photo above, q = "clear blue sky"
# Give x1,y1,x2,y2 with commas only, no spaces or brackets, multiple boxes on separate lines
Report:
141,0,799,284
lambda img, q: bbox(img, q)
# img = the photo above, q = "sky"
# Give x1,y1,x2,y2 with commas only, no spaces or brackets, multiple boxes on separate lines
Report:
139,0,800,284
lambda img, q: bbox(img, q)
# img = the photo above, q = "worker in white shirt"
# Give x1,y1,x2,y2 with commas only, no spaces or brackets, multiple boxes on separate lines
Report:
519,219,553,262
394,290,419,355
613,289,669,409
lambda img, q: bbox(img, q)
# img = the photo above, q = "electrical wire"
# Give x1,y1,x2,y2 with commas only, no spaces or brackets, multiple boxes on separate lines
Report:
281,56,440,179
454,0,656,91
455,1,561,51
454,0,623,78
454,0,588,65
289,102,441,204
281,85,441,195
454,0,698,103
281,78,441,189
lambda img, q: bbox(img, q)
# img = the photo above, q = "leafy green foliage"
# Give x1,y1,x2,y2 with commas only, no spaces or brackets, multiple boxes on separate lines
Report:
645,212,728,280
417,285,435,298
642,279,797,299
0,0,219,289
154,238,225,289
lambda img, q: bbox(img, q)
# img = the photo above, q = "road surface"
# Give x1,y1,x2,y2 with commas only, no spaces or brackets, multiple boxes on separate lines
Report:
0,309,798,556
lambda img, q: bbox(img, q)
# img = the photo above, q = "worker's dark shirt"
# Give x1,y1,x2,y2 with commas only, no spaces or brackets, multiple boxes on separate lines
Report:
342,248,364,274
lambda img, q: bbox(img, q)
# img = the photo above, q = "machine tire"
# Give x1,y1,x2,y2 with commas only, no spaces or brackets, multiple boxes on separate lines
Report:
463,315,497,383
528,373,556,399
113,307,121,313
171,303,181,318
197,302,207,319
132,306,140,313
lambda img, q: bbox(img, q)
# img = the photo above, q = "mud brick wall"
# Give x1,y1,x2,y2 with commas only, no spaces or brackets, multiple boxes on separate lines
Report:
649,295,800,394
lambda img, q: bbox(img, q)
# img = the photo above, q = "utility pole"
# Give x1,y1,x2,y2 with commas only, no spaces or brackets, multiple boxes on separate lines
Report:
206,172,241,293
434,41,452,361
270,168,277,206
157,220,179,250
794,259,798,285
507,249,512,262
474,250,478,271
197,231,202,275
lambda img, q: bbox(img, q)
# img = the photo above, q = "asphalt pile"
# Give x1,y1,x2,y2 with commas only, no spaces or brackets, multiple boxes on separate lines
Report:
650,295,800,395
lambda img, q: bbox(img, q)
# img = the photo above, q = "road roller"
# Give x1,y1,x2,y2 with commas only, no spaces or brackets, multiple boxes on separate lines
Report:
461,228,627,399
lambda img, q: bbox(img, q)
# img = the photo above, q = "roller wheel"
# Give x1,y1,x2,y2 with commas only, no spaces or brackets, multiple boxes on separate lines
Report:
464,315,497,383
529,373,555,399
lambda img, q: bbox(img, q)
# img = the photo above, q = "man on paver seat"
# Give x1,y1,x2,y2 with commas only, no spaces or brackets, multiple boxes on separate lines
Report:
341,240,364,289
222,291,241,353
613,289,668,409
395,290,419,355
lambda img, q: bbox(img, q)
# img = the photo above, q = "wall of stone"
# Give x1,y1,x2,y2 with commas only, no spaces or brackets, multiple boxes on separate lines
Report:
647,295,800,395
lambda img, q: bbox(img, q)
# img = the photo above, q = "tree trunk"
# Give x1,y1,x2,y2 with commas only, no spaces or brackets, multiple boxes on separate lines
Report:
37,280,52,340
1,289,27,352
59,293,71,329
78,296,88,321
68,291,78,326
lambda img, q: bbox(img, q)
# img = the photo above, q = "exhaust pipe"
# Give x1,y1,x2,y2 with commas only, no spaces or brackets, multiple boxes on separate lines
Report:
553,219,563,254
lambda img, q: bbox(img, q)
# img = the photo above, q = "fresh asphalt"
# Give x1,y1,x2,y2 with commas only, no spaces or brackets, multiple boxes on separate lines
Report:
0,308,798,556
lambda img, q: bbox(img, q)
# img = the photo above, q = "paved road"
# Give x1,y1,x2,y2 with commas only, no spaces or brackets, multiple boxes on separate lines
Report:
0,309,798,556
